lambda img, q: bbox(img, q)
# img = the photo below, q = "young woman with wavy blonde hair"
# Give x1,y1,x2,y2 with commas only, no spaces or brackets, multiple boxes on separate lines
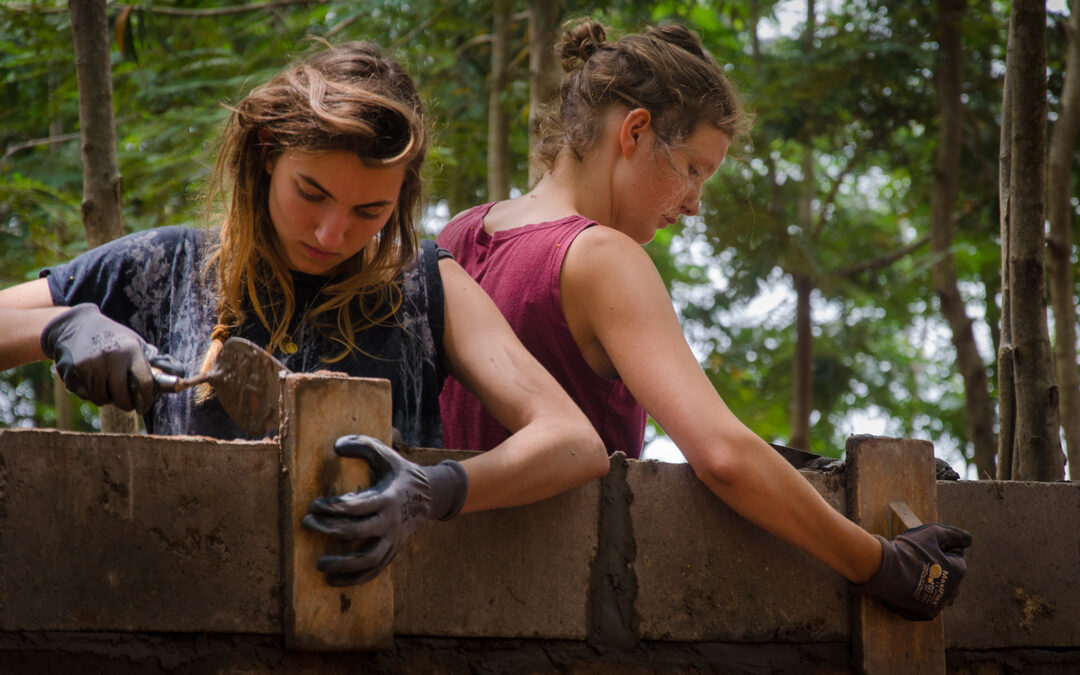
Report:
202,41,427,368
0,40,606,586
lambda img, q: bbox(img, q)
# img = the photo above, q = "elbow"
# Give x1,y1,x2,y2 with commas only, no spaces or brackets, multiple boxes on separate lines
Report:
690,444,750,491
684,427,764,491
530,414,608,485
558,417,607,481
577,426,609,481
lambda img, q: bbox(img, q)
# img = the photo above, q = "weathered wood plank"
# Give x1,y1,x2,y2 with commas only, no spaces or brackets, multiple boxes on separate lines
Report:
847,435,944,675
279,373,394,650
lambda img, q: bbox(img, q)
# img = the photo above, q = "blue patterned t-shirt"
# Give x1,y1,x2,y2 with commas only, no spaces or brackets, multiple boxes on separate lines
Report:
42,226,447,446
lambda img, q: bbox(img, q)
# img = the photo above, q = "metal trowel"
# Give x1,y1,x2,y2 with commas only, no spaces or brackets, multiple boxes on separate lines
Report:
768,442,824,469
151,337,289,436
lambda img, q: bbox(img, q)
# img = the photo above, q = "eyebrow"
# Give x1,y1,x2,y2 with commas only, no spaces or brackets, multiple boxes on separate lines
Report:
298,173,395,209
679,148,718,175
696,155,722,178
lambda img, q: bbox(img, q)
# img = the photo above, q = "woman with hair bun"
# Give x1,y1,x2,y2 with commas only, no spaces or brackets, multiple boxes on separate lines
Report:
0,40,607,586
438,19,971,620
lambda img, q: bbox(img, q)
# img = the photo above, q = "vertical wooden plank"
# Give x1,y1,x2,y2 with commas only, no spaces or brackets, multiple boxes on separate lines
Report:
280,373,394,650
846,435,945,675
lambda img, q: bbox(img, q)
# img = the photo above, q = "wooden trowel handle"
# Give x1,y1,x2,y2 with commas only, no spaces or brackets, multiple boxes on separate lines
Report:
151,368,210,394
887,500,923,538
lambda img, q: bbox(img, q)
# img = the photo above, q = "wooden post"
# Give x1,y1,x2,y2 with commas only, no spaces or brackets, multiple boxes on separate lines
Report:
280,373,395,650
846,435,945,674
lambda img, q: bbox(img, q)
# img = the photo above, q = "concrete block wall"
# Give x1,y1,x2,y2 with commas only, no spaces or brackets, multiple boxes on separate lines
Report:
392,451,852,646
1,428,1078,673
393,448,600,639
633,463,850,643
0,429,281,634
938,479,1080,649
398,451,1080,652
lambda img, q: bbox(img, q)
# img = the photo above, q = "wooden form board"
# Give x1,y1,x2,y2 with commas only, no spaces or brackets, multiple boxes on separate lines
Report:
280,373,394,650
846,435,944,674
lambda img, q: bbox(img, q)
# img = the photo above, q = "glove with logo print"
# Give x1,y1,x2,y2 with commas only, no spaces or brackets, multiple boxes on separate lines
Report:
40,303,183,414
856,523,972,621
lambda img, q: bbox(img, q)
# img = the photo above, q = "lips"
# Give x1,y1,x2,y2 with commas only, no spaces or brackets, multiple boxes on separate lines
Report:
301,242,338,262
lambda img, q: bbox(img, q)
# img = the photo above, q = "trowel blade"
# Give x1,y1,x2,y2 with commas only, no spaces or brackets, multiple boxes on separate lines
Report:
213,337,290,437
768,442,823,469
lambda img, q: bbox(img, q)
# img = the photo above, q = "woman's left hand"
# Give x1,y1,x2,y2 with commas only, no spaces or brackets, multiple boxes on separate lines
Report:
301,434,468,586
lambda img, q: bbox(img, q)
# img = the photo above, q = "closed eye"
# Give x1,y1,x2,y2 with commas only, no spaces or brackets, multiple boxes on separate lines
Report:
296,172,395,216
355,208,384,220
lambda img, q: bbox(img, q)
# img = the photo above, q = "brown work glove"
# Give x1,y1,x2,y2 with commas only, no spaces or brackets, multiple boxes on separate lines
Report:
856,523,972,621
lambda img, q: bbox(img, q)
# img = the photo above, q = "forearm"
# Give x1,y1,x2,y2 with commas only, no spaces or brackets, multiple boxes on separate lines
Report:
458,415,607,513
0,278,64,371
0,306,66,371
693,435,883,583
438,257,609,514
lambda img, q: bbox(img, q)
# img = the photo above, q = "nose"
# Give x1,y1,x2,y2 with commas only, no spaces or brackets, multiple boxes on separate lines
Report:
314,209,348,250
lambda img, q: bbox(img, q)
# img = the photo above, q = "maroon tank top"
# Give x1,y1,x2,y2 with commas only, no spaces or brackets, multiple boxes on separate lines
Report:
437,203,646,457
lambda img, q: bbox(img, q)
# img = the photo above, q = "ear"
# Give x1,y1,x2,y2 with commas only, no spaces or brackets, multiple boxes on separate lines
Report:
618,108,653,158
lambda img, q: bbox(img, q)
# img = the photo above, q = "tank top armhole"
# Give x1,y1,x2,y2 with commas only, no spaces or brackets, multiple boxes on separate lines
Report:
546,218,596,328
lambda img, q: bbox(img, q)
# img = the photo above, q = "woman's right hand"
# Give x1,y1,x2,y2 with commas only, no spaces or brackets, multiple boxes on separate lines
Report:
39,303,182,414
301,434,469,586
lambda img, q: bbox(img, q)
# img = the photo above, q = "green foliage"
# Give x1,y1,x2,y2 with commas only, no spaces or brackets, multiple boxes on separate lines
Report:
630,0,1010,467
0,1,1039,474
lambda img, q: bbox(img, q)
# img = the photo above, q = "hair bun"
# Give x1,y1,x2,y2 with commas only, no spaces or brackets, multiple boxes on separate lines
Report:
647,23,708,60
558,19,607,72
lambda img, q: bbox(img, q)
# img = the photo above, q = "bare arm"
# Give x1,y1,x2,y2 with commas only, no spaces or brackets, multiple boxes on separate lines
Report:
0,278,65,371
561,227,882,583
438,258,608,513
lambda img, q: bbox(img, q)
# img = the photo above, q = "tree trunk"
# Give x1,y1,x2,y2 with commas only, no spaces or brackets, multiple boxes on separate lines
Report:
527,0,562,186
70,0,136,434
755,0,807,449
930,0,997,479
787,0,816,451
750,2,782,220
487,0,512,202
997,11,1017,480
1004,0,1064,481
790,274,813,450
1046,0,1080,480
48,62,72,431
52,371,73,431
980,267,1002,361
71,0,124,249
750,0,762,63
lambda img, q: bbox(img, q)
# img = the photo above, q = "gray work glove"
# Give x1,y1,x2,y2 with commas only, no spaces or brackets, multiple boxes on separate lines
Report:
301,434,469,587
40,303,183,414
856,523,972,621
